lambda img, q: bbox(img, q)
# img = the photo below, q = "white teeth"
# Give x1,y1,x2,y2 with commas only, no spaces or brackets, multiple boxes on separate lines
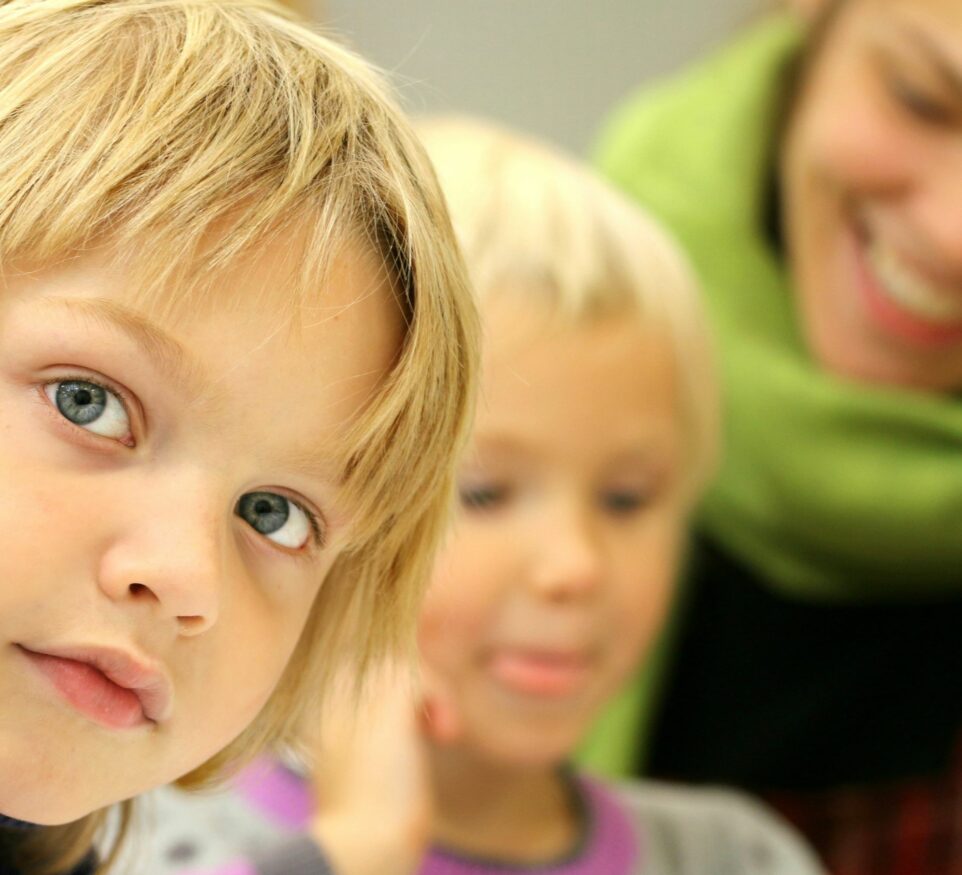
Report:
867,240,962,322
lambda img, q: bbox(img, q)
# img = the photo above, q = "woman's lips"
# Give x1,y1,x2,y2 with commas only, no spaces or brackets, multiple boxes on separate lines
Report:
851,223,962,347
17,644,172,730
487,648,592,698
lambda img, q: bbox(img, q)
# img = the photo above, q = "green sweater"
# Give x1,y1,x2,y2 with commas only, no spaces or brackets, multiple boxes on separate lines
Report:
597,17,962,603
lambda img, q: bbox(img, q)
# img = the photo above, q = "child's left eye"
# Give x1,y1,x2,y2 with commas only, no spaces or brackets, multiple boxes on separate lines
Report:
601,489,649,515
235,491,315,550
44,379,130,440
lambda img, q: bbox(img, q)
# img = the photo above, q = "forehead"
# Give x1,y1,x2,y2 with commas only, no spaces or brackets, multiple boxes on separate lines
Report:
3,234,402,475
474,298,679,460
844,0,962,43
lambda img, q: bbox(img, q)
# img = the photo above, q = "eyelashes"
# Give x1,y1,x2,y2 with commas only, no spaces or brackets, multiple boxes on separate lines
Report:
458,480,656,517
234,491,322,550
42,377,325,552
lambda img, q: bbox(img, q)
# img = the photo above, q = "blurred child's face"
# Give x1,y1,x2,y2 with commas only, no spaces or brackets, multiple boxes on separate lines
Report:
0,237,401,823
419,297,687,767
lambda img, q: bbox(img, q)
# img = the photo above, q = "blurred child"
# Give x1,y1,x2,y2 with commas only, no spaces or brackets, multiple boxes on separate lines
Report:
0,2,476,873
140,117,825,875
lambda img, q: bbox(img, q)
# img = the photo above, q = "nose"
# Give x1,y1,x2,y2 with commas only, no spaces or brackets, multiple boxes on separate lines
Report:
528,498,604,602
912,157,962,275
96,468,224,636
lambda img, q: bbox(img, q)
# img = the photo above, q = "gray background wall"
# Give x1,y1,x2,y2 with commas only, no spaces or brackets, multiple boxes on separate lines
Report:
314,1,763,155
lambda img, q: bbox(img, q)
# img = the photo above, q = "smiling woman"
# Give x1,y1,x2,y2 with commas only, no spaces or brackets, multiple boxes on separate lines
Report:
784,0,962,388
592,0,962,872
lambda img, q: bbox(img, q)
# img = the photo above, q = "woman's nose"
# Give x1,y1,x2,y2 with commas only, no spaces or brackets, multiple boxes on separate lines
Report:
911,159,962,276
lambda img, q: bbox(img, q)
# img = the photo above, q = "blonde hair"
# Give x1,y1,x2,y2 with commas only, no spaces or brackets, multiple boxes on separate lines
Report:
418,116,717,494
0,1,476,871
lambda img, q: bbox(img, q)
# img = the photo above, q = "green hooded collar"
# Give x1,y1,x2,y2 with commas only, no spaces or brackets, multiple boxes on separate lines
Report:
596,17,962,602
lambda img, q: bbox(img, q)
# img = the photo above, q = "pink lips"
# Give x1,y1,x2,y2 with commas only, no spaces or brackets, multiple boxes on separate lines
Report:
17,643,172,730
487,648,592,698
851,225,962,347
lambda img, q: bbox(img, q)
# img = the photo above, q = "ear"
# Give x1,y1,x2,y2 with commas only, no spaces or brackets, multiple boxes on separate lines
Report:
785,0,835,20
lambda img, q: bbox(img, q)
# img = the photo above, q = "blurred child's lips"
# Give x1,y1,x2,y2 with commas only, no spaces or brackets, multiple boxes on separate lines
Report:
15,642,172,730
486,648,592,698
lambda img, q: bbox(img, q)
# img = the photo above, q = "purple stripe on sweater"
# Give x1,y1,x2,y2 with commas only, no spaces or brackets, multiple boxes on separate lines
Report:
234,758,313,830
419,776,639,875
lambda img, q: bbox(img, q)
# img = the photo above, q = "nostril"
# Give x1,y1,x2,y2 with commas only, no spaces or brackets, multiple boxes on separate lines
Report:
176,615,207,635
129,582,155,600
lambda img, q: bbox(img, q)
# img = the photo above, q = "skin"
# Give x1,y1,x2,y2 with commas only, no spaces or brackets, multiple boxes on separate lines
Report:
0,235,401,824
417,298,688,862
783,0,962,390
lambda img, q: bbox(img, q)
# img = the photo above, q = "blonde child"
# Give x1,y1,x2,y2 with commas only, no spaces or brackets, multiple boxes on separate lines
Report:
141,117,825,875
0,2,477,873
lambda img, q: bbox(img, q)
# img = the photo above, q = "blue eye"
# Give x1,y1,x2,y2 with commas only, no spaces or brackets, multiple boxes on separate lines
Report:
45,380,130,440
459,484,509,512
236,491,313,549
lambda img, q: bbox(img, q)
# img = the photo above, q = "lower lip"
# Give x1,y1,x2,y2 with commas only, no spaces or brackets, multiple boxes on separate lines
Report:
487,650,591,698
850,226,962,348
19,647,148,730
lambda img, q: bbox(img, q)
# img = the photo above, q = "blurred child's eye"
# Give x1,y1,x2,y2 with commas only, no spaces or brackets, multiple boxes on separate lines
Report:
601,489,650,516
44,379,130,441
235,491,318,549
459,483,509,512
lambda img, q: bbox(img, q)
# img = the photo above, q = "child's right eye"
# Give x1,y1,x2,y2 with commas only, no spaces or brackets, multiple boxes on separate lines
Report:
458,484,509,512
44,379,132,442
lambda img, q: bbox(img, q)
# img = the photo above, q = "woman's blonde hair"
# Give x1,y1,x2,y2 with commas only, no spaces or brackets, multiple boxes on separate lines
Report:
418,116,717,495
0,1,476,871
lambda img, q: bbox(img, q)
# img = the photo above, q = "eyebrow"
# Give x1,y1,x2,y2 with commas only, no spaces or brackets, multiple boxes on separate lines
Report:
889,20,962,102
41,296,358,490
39,296,211,401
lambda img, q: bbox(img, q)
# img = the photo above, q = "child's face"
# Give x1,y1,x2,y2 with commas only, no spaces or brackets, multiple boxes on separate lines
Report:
419,297,687,767
0,238,401,823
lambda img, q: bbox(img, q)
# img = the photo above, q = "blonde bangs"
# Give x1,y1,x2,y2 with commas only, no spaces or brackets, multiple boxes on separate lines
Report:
419,115,717,496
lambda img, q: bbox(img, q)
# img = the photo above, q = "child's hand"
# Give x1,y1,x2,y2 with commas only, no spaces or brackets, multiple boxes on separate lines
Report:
307,661,432,875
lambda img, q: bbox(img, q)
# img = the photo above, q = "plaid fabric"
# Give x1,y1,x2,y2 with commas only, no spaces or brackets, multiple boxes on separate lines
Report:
764,739,962,875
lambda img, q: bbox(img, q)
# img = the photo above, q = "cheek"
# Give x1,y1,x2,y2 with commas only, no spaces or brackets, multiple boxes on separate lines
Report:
176,581,321,749
418,561,500,679
793,57,922,198
0,458,94,620
608,518,684,671
417,596,481,680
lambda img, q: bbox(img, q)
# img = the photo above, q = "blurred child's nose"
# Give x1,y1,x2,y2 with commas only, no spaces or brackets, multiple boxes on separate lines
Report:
528,497,604,602
96,467,224,636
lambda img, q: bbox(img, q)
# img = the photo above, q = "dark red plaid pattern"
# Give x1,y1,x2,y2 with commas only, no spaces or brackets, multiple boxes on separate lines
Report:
764,741,962,875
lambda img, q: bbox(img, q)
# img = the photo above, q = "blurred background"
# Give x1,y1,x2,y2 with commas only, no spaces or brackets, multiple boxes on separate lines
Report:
282,0,763,155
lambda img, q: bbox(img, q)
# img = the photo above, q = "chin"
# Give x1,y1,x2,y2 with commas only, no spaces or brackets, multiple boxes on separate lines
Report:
0,773,93,826
0,729,136,826
466,718,587,768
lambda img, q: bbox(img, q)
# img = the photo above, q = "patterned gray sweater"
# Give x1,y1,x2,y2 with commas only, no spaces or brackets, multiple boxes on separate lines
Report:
120,758,824,875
